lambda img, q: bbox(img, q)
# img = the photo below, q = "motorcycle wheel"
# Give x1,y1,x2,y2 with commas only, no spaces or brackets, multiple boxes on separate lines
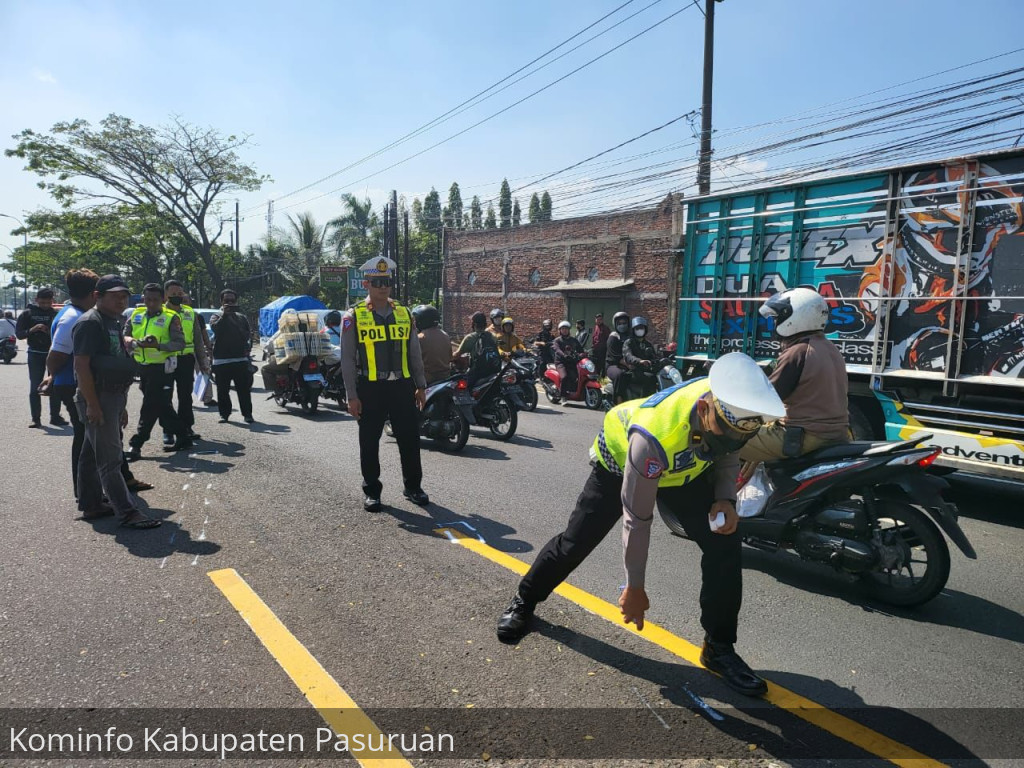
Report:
432,402,470,453
584,386,602,410
273,392,289,409
486,395,518,441
520,381,538,412
861,501,950,607
542,380,561,404
301,394,319,414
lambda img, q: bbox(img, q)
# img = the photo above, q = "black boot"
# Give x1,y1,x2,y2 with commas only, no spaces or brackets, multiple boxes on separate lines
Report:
496,593,535,643
699,637,767,697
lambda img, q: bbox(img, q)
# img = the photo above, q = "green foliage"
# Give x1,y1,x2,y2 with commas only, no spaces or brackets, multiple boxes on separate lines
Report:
512,198,521,227
444,182,464,230
484,203,496,229
470,196,482,230
411,198,424,230
499,179,512,229
421,188,442,239
540,191,553,222
5,114,268,292
528,193,541,223
327,194,381,266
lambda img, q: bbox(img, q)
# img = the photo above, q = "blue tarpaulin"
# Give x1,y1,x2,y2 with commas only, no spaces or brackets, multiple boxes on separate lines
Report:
258,295,326,339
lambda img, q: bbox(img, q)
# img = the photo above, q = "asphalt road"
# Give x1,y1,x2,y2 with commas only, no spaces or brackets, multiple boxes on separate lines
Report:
1,354,1022,767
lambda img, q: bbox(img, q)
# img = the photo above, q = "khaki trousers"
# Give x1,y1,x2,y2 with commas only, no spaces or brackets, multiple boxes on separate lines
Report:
739,421,846,464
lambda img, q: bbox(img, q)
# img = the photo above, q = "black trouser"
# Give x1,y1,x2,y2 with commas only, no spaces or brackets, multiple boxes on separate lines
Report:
28,352,61,422
212,361,253,419
53,384,84,496
171,353,196,431
130,364,183,448
356,377,422,498
517,464,743,645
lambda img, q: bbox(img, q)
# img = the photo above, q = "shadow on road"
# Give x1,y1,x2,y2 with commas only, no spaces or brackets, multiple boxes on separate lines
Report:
531,619,982,764
236,421,291,434
449,443,511,461
947,475,1024,530
732,544,1024,645
508,434,554,450
83,505,222,560
383,501,532,554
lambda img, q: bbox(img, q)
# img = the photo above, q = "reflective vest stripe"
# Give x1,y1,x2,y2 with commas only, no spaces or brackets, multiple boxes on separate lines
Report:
129,307,176,364
354,303,412,381
175,305,195,355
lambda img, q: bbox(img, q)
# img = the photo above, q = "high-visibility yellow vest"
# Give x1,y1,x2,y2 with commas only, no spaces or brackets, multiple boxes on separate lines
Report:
353,301,412,381
172,304,196,356
129,306,177,365
591,378,712,487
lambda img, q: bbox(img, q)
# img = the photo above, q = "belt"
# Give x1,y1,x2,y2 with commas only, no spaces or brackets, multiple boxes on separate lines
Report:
360,371,405,382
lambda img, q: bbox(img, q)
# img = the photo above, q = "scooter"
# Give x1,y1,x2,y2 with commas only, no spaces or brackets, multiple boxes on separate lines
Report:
508,350,540,411
465,367,518,440
320,360,347,410
0,335,16,364
542,354,603,409
269,355,323,414
605,346,683,409
658,435,976,607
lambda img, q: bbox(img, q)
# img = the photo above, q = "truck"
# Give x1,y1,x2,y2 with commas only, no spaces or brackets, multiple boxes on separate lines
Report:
675,147,1024,483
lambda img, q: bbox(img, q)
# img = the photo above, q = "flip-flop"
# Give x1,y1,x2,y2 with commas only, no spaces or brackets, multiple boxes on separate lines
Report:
80,505,115,521
127,480,154,492
120,516,161,529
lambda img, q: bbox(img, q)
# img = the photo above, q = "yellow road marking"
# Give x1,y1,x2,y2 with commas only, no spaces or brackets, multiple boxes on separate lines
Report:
437,528,946,768
208,568,411,767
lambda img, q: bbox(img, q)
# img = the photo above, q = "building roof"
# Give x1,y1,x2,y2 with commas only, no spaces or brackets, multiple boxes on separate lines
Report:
540,278,635,292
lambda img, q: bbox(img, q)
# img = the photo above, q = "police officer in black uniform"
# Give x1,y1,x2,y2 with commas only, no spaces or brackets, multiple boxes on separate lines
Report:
340,256,429,512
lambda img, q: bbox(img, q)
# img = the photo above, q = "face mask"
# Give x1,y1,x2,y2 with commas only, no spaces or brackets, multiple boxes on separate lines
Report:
700,430,750,457
615,323,628,333
168,296,183,306
634,329,646,337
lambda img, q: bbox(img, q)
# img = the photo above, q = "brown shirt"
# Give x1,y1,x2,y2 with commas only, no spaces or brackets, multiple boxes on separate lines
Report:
418,326,453,385
770,332,849,440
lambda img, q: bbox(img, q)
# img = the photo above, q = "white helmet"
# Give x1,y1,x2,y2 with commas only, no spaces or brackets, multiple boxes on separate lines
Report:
557,320,572,330
708,353,786,429
759,287,827,338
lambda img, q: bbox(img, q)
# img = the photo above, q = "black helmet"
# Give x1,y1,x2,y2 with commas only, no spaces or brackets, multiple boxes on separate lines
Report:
412,304,440,331
489,308,504,324
630,316,648,331
613,311,629,327
324,310,342,327
471,311,488,329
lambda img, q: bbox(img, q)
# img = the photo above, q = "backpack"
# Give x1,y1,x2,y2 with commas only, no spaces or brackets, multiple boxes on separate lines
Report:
473,331,502,376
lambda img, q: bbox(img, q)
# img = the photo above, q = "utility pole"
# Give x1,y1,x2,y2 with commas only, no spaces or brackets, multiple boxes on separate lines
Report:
266,200,274,241
235,200,241,254
403,209,410,305
697,0,721,196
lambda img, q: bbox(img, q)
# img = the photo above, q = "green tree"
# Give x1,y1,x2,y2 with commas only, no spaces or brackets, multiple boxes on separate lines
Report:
528,193,541,223
469,196,483,229
421,188,442,239
5,114,268,292
279,212,327,297
512,198,521,227
485,203,496,229
499,179,512,229
327,194,381,266
445,182,464,230
411,198,423,230
540,191,553,222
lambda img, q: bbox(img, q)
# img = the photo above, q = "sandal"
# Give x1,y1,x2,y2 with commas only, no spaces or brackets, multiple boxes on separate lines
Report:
80,505,115,521
120,515,161,529
126,479,154,492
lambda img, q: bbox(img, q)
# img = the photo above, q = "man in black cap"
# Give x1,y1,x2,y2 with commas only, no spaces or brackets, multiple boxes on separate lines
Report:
73,275,160,528
17,287,64,428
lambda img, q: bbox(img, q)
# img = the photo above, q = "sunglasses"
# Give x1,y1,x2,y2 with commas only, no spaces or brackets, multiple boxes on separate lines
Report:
369,278,393,288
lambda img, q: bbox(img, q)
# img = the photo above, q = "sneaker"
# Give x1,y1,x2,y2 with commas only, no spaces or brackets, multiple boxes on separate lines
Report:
127,446,142,462
243,416,254,424
28,420,41,429
218,415,229,423
699,638,767,697
363,496,382,512
403,488,430,506
162,435,193,453
496,594,535,643
50,416,69,427
162,433,174,446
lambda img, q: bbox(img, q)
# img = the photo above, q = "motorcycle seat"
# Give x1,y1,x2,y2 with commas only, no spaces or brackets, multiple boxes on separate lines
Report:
767,436,927,469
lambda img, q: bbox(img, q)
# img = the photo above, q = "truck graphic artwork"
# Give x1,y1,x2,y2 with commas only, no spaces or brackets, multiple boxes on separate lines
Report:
677,148,1024,482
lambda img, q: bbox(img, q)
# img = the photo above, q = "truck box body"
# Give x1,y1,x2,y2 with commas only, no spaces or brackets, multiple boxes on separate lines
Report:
677,148,1024,480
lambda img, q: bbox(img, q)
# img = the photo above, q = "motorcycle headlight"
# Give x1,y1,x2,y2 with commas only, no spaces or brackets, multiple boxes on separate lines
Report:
582,359,596,373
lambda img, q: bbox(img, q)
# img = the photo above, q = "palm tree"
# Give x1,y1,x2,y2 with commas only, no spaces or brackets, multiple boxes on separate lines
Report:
280,212,327,297
327,194,381,264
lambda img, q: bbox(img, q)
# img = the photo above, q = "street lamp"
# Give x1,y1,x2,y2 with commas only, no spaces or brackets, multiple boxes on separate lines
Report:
0,213,28,310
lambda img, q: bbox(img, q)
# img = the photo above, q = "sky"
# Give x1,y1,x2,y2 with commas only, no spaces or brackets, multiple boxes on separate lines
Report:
1,0,1023,286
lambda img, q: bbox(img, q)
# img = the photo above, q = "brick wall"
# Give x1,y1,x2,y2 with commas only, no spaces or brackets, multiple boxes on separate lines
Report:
443,196,681,345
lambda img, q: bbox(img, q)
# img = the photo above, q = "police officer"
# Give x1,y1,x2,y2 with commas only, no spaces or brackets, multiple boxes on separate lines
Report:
163,279,209,443
126,283,191,459
496,353,786,697
340,256,429,512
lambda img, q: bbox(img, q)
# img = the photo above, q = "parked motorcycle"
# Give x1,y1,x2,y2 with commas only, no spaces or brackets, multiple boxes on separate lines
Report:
269,355,323,413
658,435,976,606
320,360,347,410
542,354,603,409
0,335,16,364
508,350,540,411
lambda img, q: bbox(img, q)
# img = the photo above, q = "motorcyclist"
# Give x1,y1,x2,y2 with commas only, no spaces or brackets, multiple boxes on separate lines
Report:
604,311,630,389
740,287,850,476
496,317,525,356
487,307,505,338
413,304,452,386
533,319,556,368
621,316,660,400
324,311,342,348
552,320,584,395
455,311,502,384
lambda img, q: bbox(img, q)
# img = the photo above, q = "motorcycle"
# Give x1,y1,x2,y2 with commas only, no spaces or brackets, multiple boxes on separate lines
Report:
542,354,603,409
508,350,540,411
270,355,323,414
605,346,683,410
658,435,976,607
320,360,347,410
465,366,518,441
0,335,16,364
